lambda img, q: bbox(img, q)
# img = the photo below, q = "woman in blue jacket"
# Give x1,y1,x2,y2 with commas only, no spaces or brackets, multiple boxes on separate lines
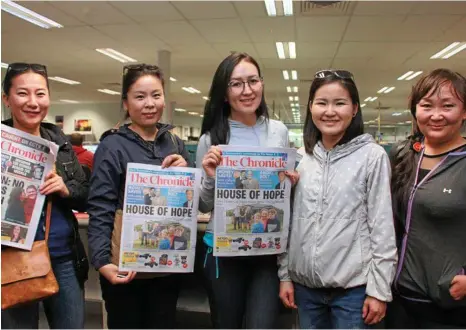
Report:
87,64,191,329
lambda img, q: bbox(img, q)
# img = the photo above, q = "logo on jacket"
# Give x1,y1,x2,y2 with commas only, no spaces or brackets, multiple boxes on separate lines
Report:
443,188,452,194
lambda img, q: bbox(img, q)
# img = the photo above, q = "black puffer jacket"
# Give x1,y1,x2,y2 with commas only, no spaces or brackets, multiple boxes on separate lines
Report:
2,119,90,286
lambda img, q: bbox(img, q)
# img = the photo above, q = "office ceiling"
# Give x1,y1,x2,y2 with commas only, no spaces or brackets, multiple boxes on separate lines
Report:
2,1,466,126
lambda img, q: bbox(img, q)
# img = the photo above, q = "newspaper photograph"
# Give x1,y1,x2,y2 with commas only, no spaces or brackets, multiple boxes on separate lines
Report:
213,146,296,257
119,163,202,273
1,124,58,250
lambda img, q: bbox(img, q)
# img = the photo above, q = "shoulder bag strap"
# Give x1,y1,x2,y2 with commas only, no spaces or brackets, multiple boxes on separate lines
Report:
44,201,52,242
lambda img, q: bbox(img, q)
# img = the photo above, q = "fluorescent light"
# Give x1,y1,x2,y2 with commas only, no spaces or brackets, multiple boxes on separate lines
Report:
406,71,423,80
294,96,299,101
397,71,414,80
405,121,412,124
289,96,293,101
364,97,372,102
384,87,395,94
283,70,290,80
1,62,8,68
286,86,292,93
283,0,293,16
291,70,298,80
202,96,209,100
95,48,136,63
377,87,388,94
60,99,79,104
1,0,63,29
276,42,286,59
182,87,201,94
188,112,198,115
264,0,276,16
97,89,120,95
392,112,402,116
369,97,378,102
289,42,296,59
274,113,279,119
170,77,177,82
443,43,466,59
430,42,461,59
175,108,186,112
200,115,204,118
293,86,298,93
361,104,366,108
49,76,81,85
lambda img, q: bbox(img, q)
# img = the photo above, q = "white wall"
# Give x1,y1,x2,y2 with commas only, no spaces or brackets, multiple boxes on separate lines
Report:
39,103,202,141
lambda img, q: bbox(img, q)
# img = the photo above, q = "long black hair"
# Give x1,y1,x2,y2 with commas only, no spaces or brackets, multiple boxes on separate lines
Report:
391,69,466,206
303,74,364,154
200,52,269,145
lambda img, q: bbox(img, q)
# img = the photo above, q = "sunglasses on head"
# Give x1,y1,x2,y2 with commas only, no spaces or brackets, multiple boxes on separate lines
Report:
314,70,354,81
123,64,160,74
6,63,48,76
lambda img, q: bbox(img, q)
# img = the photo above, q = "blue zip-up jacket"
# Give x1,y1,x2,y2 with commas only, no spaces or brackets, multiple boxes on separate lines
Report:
87,123,192,270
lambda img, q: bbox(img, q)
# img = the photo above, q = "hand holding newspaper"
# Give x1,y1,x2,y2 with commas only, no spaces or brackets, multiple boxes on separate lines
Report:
1,124,58,251
213,146,296,257
118,163,202,273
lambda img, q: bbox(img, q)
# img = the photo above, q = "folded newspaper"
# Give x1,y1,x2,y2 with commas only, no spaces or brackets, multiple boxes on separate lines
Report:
213,146,297,257
119,163,201,273
1,124,58,251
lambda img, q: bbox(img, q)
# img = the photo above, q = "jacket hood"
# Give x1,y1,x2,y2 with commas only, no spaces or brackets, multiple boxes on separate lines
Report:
100,122,174,144
314,133,375,163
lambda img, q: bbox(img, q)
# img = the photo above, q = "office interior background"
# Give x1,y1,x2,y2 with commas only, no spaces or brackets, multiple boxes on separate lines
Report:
1,0,466,328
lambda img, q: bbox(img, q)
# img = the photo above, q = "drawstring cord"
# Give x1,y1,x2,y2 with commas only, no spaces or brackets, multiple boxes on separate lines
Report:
203,247,219,279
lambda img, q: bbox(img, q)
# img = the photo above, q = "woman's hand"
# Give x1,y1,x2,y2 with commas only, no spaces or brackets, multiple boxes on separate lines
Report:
99,264,137,285
40,171,70,197
202,146,222,178
161,154,187,168
450,275,466,300
362,296,386,325
279,281,297,309
285,170,300,186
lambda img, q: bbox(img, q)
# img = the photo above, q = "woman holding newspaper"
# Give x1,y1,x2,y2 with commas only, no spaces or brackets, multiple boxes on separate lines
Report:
196,52,298,329
278,70,397,329
1,63,89,329
87,64,192,329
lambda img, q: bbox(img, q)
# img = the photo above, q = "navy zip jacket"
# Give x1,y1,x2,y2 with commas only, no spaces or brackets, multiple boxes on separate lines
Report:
87,124,192,270
390,141,466,309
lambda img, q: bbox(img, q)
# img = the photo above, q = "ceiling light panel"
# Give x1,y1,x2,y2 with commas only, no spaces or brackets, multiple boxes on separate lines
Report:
97,89,120,95
96,48,136,63
430,42,466,59
49,76,81,85
1,0,63,29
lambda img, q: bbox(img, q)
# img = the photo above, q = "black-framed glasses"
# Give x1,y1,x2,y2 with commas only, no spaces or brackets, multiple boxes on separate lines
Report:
6,63,48,76
228,76,263,94
314,70,354,81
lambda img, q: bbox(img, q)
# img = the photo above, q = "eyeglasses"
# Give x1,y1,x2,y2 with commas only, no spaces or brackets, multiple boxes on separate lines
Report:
228,76,263,94
6,63,48,76
314,70,354,81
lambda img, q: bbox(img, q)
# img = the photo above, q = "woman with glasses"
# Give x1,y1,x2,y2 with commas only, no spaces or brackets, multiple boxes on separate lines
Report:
1,63,89,329
278,70,397,329
87,64,191,329
386,69,466,328
196,52,295,329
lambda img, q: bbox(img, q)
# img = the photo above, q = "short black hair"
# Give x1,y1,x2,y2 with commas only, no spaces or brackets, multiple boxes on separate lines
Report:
303,74,364,154
70,133,84,146
200,52,269,145
121,64,165,120
2,63,49,96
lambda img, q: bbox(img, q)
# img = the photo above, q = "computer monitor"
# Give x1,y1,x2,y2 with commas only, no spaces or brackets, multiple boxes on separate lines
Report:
83,144,99,153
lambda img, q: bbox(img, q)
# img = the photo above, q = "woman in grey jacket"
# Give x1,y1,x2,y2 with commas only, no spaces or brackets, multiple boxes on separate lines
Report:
278,70,397,329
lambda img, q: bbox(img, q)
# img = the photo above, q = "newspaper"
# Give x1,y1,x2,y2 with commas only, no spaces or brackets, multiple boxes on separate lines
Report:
119,163,202,273
213,146,296,257
1,124,58,250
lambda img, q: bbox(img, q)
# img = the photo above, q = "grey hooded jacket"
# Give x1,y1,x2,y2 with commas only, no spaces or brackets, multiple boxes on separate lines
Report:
278,134,398,302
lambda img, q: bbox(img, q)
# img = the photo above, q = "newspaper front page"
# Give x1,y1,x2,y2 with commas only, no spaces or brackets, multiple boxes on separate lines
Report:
213,146,296,257
1,124,58,250
119,163,202,273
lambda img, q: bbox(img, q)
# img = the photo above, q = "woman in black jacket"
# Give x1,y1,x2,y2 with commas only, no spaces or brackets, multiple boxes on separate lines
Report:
1,63,89,329
387,69,466,328
87,64,191,329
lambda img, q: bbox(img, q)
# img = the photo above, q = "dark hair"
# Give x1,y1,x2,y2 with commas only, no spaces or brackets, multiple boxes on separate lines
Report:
121,64,165,120
303,74,364,154
2,63,49,96
392,68,466,206
70,133,84,146
26,185,37,191
200,52,269,145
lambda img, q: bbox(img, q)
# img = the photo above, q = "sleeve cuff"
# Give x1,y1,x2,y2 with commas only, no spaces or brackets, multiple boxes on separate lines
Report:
94,258,111,271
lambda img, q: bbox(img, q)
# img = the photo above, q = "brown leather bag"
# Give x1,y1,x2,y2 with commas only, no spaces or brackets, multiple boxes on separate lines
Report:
1,201,59,310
